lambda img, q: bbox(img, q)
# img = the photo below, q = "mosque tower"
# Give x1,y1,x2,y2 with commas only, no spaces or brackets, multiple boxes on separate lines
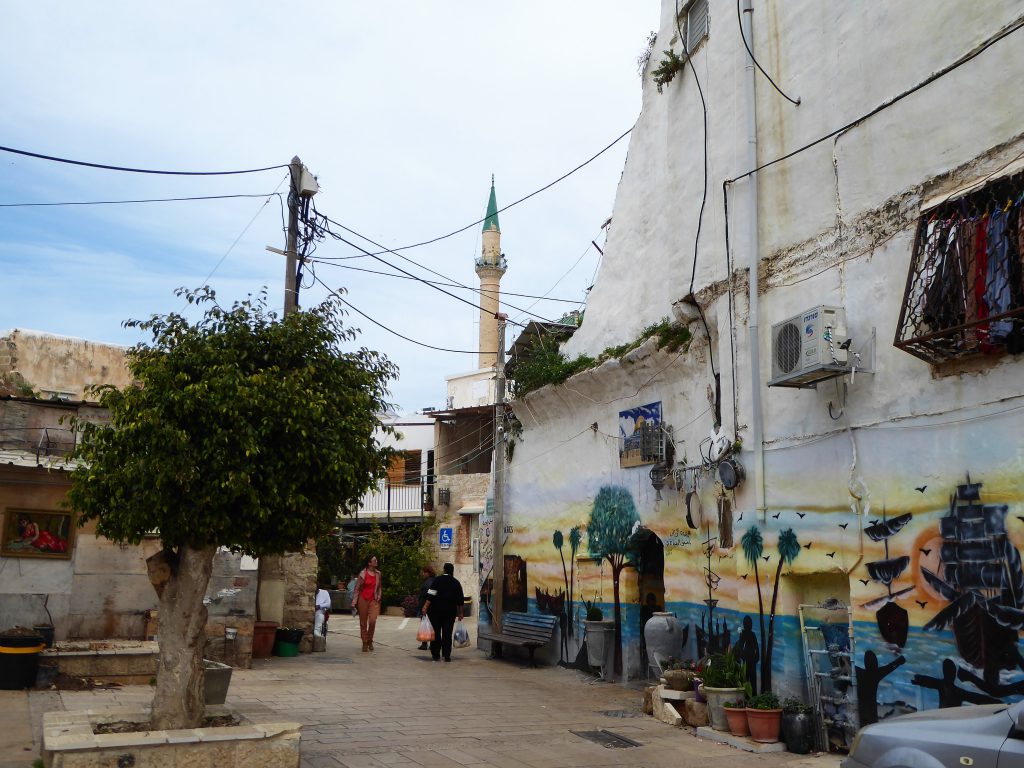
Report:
475,176,506,370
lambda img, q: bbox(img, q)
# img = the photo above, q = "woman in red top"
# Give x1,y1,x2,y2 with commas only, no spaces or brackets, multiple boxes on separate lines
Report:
353,555,382,651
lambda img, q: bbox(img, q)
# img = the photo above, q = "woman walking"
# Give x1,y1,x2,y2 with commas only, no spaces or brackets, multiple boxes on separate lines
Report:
416,565,436,650
354,555,382,652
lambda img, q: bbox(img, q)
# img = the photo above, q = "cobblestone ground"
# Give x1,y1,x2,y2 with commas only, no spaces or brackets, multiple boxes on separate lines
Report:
11,614,844,768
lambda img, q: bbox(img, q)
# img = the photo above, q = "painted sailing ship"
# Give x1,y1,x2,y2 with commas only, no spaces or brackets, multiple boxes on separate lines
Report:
921,475,1024,686
862,510,914,647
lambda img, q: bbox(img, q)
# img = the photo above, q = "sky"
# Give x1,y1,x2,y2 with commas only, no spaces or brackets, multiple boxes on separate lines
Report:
0,3,659,412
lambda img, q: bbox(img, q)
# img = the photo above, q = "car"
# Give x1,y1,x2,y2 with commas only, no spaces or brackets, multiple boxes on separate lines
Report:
843,699,1024,768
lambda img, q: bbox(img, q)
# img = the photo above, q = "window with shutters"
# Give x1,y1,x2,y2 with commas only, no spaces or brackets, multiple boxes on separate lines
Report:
682,0,709,53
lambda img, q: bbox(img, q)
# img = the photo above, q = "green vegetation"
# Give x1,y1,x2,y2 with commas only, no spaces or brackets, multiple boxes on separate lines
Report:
357,524,434,608
651,49,686,93
68,286,396,730
748,691,781,710
510,318,690,398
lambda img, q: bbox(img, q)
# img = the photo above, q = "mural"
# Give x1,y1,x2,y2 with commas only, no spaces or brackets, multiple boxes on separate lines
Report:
1,509,73,558
863,510,914,647
619,402,661,468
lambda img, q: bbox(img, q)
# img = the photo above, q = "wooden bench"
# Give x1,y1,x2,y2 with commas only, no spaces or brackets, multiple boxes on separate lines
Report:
479,611,559,667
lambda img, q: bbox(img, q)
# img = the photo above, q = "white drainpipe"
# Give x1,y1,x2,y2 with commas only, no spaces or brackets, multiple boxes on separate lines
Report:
742,0,766,519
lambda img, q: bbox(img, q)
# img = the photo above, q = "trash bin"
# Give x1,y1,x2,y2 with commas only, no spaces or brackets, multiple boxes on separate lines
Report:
0,627,45,690
463,596,473,617
273,627,303,657
252,621,278,659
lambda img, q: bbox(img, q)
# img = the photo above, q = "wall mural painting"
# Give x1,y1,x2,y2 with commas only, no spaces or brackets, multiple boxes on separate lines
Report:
863,510,914,647
1,509,73,558
587,484,640,676
549,526,582,662
504,554,528,613
741,525,801,693
618,402,661,468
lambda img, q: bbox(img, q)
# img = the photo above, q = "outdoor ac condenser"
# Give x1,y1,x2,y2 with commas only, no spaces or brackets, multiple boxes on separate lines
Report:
768,305,849,388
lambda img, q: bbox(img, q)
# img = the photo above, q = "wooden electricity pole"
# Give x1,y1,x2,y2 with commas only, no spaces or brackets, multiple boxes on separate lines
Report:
283,155,302,316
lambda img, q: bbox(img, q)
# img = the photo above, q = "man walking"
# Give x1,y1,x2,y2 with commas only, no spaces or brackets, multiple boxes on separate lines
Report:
422,562,464,662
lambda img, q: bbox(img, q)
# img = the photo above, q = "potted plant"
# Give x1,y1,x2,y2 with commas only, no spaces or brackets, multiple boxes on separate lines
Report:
722,699,750,737
701,649,749,731
781,697,815,753
746,691,783,743
583,598,614,670
662,658,697,691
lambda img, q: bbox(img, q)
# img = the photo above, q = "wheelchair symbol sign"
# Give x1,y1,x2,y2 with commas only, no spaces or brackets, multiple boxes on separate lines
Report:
439,527,453,549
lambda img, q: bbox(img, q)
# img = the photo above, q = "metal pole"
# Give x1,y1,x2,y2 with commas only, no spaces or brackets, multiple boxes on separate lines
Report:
491,314,508,633
283,155,302,316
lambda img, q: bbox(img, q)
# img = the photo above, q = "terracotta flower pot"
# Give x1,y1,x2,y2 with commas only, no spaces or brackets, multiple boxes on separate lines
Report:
746,707,782,743
723,706,749,737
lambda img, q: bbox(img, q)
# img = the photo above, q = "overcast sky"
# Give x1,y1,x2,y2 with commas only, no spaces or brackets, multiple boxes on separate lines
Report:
0,3,658,412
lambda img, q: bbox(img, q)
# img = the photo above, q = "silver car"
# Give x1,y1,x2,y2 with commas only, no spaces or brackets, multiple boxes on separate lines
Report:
843,700,1024,768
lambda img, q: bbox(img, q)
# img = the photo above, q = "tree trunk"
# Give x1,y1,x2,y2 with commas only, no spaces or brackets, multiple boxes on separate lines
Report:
611,559,623,678
764,559,785,693
558,548,569,659
568,551,575,639
151,544,216,730
753,559,767,693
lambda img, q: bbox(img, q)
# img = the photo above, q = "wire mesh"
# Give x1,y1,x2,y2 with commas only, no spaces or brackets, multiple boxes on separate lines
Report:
895,171,1024,364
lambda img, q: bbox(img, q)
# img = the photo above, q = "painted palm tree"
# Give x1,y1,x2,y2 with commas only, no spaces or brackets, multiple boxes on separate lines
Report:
741,525,767,686
568,525,581,638
553,529,569,661
764,528,801,691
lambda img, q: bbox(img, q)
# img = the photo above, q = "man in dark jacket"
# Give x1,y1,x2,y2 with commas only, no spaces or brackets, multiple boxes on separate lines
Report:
422,562,464,662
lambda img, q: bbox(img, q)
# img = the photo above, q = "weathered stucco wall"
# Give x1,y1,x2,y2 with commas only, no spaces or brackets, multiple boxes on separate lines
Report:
504,0,1024,734
0,329,131,401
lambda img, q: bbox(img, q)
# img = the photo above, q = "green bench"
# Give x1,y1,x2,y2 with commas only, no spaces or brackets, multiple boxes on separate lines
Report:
479,611,559,667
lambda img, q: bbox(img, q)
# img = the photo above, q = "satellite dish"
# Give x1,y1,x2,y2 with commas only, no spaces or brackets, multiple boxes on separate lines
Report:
708,425,732,462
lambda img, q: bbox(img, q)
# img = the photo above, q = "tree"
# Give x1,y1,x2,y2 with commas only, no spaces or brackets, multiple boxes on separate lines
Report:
587,485,640,676
764,528,801,691
553,530,568,661
68,287,396,730
356,524,434,608
568,525,581,637
741,526,767,688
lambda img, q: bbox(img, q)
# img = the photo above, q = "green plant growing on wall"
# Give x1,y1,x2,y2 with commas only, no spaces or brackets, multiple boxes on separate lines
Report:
651,49,686,93
357,524,434,608
67,286,396,731
587,485,641,677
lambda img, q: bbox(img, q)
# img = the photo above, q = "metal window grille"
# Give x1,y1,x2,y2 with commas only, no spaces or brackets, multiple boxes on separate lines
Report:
894,171,1024,364
685,0,709,52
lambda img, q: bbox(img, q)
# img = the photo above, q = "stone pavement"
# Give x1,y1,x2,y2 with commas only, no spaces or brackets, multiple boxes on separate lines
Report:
3,614,845,768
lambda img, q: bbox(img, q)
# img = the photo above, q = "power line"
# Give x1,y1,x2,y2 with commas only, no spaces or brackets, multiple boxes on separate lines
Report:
726,13,1024,185
355,128,634,256
309,258,583,304
0,193,281,208
311,273,497,355
0,144,289,176
736,0,800,106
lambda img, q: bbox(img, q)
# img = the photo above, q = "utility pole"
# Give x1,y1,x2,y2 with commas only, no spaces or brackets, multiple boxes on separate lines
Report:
491,313,508,633
283,155,302,316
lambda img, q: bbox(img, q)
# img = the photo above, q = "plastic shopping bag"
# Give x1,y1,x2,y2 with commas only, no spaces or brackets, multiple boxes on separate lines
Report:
453,618,470,648
416,615,435,643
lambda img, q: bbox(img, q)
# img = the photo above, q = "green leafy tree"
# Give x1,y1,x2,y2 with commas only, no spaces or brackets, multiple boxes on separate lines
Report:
741,525,767,686
67,287,396,730
356,524,434,608
568,525,581,637
587,485,640,676
764,528,801,691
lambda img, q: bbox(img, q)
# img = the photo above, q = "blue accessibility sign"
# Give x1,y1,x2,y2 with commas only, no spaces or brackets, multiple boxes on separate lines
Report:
439,526,453,549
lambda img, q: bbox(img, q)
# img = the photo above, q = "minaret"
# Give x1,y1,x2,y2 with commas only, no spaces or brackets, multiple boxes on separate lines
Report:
476,176,506,370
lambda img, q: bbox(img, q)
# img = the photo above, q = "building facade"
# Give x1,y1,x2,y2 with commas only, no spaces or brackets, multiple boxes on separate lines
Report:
497,0,1024,742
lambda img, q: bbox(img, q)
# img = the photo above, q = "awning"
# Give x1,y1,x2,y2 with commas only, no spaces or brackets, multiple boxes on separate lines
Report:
458,504,485,516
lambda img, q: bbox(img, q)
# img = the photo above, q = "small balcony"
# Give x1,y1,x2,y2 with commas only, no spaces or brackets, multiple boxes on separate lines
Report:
345,478,430,523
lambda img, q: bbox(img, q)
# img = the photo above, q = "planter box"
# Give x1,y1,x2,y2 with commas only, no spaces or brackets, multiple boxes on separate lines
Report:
42,707,300,768
41,641,158,684
203,659,233,705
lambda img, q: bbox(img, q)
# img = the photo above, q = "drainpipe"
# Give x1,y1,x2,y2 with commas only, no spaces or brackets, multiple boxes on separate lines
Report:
741,0,766,520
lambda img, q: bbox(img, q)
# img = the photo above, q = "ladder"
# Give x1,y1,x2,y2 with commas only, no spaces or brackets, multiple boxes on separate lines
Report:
799,602,857,753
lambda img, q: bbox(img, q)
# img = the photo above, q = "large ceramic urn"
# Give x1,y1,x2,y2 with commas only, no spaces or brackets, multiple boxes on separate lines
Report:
643,612,682,669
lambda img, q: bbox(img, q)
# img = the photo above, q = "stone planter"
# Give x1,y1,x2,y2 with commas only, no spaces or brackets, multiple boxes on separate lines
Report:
746,707,783,743
43,707,300,768
662,669,695,691
584,620,615,670
723,705,749,737
203,659,233,705
702,686,743,731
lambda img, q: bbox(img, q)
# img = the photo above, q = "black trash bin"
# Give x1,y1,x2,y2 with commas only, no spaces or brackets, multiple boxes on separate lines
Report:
0,627,45,690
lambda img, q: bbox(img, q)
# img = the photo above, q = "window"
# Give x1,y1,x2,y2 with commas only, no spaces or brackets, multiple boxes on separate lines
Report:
894,169,1024,364
683,0,709,53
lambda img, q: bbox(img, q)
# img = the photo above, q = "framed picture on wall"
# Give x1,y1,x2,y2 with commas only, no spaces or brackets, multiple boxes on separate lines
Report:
1,509,74,559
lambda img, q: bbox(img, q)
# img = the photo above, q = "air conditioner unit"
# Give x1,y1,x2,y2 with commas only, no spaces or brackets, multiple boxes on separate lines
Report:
768,305,850,388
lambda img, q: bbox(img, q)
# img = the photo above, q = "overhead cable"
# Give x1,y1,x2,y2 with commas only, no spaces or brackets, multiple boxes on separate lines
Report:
0,193,281,208
736,0,801,106
0,144,289,176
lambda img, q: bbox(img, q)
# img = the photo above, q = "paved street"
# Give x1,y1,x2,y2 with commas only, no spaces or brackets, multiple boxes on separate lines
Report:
6,614,843,768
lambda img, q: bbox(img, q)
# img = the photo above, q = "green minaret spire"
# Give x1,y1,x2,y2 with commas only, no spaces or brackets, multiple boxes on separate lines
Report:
482,174,500,233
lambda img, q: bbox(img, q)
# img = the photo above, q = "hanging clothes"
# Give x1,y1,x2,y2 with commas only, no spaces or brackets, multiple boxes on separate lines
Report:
957,217,979,351
985,210,1013,344
974,214,991,350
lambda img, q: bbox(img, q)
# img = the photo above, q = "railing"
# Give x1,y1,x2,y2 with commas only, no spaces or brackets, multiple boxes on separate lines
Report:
350,478,426,521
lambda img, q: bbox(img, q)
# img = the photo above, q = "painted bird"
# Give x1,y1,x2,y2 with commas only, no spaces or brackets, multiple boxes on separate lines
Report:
762,555,771,562
797,512,807,519
915,600,928,608
859,579,870,585
772,512,781,519
741,573,749,580
827,552,836,558
919,548,931,556
803,542,812,550
915,485,927,493
838,523,849,530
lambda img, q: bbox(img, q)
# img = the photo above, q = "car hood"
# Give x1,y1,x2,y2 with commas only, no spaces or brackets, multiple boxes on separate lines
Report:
875,703,1010,726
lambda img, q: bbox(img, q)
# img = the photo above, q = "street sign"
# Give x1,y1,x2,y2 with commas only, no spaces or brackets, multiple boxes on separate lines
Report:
439,526,453,549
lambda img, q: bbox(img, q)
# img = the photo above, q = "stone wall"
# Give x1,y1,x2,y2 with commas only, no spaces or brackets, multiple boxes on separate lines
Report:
0,329,130,401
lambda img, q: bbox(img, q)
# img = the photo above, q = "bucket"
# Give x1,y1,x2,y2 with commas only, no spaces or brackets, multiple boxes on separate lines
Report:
33,625,55,649
273,627,303,656
0,628,45,690
252,621,278,659
272,641,300,657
